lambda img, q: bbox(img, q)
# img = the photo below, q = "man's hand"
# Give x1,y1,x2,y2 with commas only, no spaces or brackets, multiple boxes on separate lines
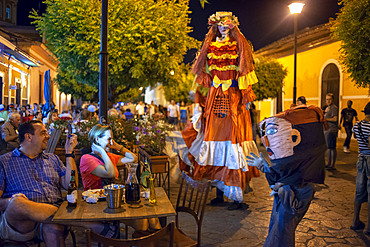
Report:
65,134,78,154
246,152,270,173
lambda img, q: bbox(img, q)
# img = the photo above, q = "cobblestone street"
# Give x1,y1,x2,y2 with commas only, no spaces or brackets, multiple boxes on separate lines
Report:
174,138,369,247
64,138,369,246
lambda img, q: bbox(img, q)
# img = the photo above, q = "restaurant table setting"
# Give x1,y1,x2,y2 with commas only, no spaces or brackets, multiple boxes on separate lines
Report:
52,185,176,223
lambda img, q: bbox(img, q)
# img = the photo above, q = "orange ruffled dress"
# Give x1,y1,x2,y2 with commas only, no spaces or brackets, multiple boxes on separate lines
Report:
182,37,259,202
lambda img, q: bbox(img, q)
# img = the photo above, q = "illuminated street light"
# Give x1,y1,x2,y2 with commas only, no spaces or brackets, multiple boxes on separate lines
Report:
288,2,304,14
289,2,304,105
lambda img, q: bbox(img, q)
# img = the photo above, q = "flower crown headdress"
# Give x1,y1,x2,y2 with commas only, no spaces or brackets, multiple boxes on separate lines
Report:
208,12,239,29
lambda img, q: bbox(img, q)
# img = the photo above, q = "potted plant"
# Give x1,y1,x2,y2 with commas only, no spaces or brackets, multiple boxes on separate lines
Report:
136,116,174,194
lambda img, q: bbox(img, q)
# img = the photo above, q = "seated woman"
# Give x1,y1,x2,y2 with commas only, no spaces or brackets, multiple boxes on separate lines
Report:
80,124,161,233
80,124,136,190
45,111,59,134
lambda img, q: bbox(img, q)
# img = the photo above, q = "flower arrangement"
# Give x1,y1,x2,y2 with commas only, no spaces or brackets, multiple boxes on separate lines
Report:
136,117,174,156
208,12,239,28
51,114,172,156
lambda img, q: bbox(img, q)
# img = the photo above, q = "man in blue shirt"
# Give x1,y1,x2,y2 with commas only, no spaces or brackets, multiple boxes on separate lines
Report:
124,108,134,120
0,121,111,245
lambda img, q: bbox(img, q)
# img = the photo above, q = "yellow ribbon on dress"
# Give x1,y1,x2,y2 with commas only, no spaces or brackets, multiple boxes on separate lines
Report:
212,75,234,91
212,70,258,92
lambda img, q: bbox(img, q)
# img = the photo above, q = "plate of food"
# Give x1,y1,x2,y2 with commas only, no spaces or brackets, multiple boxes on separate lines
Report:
82,189,106,200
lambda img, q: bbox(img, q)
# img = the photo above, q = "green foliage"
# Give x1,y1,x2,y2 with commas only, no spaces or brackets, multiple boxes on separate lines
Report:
163,66,194,103
117,88,142,103
30,0,199,100
330,0,370,87
200,0,209,8
253,57,287,100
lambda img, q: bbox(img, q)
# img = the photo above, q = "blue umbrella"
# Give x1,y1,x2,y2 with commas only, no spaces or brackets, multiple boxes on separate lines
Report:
42,70,51,117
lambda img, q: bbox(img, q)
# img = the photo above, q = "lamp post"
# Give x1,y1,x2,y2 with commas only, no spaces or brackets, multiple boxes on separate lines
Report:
99,0,108,124
288,2,304,105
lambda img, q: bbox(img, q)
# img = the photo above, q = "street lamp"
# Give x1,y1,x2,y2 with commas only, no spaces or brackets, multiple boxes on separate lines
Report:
288,2,304,105
99,0,108,124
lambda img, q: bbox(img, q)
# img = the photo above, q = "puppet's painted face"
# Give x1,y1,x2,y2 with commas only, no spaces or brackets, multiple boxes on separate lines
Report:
259,117,301,160
218,25,230,36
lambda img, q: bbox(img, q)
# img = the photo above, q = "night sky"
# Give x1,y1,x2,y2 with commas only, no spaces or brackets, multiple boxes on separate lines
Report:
17,0,341,57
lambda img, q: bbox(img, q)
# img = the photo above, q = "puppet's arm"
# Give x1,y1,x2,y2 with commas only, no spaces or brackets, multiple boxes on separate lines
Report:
246,152,271,173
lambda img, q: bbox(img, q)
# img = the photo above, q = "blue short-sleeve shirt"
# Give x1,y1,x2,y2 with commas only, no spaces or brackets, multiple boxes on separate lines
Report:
0,149,66,207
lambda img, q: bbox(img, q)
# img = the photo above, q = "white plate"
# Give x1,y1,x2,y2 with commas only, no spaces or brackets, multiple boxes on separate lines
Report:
82,189,106,200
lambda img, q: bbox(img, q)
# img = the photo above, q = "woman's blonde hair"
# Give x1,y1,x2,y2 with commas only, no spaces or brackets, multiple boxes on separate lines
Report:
46,111,58,125
88,124,112,145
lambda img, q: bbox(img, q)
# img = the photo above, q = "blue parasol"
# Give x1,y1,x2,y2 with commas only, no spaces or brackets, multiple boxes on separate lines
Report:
42,70,51,117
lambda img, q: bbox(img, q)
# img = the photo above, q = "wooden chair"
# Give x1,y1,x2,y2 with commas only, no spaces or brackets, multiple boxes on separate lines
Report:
86,222,174,247
175,172,211,247
45,128,62,153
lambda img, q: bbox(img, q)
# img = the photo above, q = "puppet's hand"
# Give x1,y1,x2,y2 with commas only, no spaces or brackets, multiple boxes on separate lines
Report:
246,152,270,173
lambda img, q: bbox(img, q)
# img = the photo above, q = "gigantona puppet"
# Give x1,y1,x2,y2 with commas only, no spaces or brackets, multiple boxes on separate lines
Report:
247,105,326,246
181,12,259,210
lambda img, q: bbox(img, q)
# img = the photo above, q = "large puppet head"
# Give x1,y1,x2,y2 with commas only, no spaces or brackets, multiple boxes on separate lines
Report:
259,105,326,161
260,117,301,160
191,11,255,87
259,105,327,185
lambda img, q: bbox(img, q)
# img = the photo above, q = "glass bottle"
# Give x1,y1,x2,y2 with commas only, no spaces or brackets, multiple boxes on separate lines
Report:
149,177,157,204
125,163,141,204
67,170,77,207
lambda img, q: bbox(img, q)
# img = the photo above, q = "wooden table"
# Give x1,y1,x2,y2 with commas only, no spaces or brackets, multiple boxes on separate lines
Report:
52,187,176,223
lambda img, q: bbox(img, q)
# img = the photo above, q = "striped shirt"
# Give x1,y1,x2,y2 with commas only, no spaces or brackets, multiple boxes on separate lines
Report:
353,120,370,155
0,149,66,206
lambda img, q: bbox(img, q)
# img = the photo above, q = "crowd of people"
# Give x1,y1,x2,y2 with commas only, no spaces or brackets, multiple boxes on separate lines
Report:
0,102,168,245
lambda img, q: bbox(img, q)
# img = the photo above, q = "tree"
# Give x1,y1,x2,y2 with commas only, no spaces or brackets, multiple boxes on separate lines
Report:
163,65,194,103
30,0,199,101
253,57,287,101
331,0,370,88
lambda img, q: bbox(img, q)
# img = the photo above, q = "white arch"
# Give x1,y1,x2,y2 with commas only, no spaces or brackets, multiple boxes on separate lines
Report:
318,59,343,111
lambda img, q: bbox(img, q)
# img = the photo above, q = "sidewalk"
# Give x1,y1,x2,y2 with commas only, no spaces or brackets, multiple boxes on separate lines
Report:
61,138,368,246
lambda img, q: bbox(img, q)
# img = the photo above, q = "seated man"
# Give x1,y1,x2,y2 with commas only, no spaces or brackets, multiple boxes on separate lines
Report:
1,112,21,152
0,120,114,246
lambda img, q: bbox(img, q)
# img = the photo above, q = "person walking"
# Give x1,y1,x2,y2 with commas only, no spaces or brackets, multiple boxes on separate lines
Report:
135,101,145,119
351,102,370,234
179,101,188,130
167,100,179,127
340,100,358,153
323,93,339,170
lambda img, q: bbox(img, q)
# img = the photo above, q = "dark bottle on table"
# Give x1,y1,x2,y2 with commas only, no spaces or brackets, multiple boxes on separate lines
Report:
67,170,77,207
125,163,141,204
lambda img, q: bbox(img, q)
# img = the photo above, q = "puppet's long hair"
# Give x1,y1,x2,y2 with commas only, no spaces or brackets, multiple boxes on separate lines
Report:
191,24,255,82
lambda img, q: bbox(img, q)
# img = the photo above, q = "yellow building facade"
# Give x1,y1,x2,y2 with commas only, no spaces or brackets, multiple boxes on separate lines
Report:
0,26,71,112
255,24,369,137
